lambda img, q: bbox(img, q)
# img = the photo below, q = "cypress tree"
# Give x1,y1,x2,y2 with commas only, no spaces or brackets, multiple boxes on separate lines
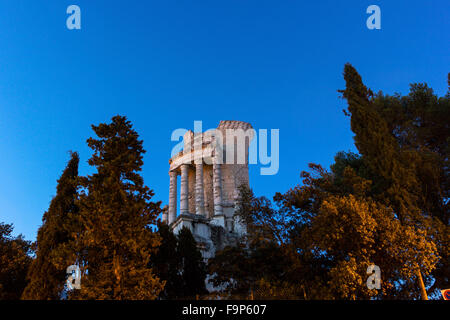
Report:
369,77,450,294
22,152,80,300
339,64,441,299
153,223,182,299
339,63,428,223
177,227,207,299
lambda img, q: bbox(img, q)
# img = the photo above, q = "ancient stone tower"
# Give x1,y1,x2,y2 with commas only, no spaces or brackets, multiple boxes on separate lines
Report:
162,120,254,259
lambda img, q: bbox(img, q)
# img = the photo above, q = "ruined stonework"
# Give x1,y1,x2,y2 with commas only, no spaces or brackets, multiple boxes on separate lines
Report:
163,120,254,259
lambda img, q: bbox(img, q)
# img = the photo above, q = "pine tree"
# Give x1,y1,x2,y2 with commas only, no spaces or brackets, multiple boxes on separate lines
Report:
0,223,32,300
177,227,206,299
75,115,163,299
22,152,80,300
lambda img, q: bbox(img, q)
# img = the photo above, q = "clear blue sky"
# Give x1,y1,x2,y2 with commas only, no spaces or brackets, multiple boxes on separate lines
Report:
0,0,448,241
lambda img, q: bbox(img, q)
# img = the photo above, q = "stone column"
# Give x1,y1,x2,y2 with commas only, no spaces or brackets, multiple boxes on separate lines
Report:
168,171,177,224
180,164,189,215
195,163,205,216
162,205,168,224
213,162,223,216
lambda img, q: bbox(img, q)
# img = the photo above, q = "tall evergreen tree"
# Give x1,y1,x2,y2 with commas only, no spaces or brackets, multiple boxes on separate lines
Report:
177,227,207,299
0,223,32,300
22,152,80,300
75,115,163,299
369,78,449,294
337,64,444,299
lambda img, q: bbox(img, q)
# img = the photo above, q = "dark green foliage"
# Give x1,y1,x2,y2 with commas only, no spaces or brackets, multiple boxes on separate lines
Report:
152,223,182,299
22,152,80,300
330,151,372,193
152,225,207,299
208,245,251,297
236,184,287,245
0,223,33,300
208,186,300,299
176,227,207,299
208,243,295,299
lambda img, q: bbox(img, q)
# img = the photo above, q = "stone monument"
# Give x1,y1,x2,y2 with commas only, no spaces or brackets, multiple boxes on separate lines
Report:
162,120,254,259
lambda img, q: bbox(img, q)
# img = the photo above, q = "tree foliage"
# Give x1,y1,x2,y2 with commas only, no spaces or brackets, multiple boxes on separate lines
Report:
152,223,181,299
176,227,207,299
209,66,448,300
22,152,80,300
0,223,32,300
152,225,207,299
338,64,448,298
4,65,446,301
208,186,300,299
72,115,164,299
